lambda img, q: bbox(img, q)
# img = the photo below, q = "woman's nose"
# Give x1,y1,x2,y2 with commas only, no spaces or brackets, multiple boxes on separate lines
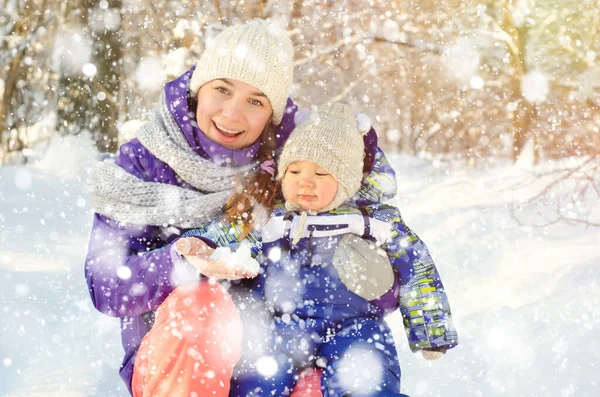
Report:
222,97,242,121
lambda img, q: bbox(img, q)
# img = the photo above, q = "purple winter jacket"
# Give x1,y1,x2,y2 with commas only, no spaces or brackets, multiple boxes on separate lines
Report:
84,67,392,394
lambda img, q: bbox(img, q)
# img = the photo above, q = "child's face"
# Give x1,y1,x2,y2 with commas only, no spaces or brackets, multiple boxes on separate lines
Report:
282,161,338,211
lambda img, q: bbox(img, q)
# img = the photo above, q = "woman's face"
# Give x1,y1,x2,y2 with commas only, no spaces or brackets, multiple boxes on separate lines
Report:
282,161,339,211
196,78,273,150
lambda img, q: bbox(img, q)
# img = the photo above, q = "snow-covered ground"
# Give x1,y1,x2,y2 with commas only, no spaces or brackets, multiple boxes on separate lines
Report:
1,135,598,396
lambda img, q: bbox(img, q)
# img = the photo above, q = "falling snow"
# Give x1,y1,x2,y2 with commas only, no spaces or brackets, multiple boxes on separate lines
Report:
135,57,167,94
442,37,481,84
1,2,600,396
521,70,550,105
51,29,93,77
3,134,596,396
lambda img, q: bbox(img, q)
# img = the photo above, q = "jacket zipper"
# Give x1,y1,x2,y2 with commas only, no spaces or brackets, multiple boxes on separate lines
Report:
308,228,314,263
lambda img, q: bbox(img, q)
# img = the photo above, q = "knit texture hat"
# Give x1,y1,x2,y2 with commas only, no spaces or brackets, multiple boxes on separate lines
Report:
189,19,294,125
277,103,370,212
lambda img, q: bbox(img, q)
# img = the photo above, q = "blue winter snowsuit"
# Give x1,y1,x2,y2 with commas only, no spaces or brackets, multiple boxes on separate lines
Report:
223,204,458,396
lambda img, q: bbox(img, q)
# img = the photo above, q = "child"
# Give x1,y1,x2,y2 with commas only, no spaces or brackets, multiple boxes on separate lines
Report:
183,103,458,396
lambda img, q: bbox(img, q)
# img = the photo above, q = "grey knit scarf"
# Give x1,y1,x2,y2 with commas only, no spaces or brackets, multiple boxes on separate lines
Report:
88,93,257,228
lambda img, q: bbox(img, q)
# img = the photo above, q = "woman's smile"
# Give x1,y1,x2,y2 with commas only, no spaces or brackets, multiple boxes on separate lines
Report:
212,121,245,142
213,121,244,135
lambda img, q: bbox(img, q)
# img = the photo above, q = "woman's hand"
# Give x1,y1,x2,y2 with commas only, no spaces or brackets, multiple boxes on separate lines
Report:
175,237,215,257
175,237,252,281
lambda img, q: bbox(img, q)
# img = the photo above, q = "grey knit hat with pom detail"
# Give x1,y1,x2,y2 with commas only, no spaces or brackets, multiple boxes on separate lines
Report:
277,103,370,212
189,20,294,125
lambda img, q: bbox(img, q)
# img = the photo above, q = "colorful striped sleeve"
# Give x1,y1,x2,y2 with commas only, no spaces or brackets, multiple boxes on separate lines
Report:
372,204,459,352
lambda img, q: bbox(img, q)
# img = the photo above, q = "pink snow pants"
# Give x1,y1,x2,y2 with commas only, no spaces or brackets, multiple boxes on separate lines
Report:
132,280,323,397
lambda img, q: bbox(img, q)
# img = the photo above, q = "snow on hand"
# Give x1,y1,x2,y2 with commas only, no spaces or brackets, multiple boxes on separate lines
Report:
209,241,260,276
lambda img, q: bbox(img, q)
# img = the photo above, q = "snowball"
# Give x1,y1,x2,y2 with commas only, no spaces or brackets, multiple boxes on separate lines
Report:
209,241,260,275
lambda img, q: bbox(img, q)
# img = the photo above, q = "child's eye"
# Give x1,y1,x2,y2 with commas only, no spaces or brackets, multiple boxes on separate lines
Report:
288,170,300,175
216,87,229,95
249,99,263,106
316,173,329,177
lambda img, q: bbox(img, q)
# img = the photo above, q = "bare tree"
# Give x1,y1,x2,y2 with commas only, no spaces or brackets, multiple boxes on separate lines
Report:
0,0,51,162
2,0,598,167
54,0,122,153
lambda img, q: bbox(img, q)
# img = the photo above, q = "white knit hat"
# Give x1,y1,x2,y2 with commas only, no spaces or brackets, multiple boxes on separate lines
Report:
189,20,294,125
277,103,371,212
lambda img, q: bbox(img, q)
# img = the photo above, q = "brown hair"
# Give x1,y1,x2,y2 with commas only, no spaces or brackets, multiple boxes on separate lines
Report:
223,123,282,238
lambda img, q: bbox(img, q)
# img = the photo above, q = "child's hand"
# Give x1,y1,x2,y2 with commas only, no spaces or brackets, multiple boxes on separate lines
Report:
421,348,446,360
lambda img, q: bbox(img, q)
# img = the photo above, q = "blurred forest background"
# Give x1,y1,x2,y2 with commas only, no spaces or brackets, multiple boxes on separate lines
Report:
1,0,599,220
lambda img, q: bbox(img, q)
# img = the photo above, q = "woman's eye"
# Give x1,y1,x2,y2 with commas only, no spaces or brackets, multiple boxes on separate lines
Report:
249,99,263,106
216,87,229,95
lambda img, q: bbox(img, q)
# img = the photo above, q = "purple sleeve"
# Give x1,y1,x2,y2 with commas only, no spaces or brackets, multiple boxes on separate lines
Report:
362,127,378,174
380,205,459,351
84,140,204,317
276,97,298,148
84,213,199,317
115,138,191,187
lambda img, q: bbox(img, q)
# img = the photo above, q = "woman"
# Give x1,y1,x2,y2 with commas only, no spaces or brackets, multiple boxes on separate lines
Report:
85,20,397,397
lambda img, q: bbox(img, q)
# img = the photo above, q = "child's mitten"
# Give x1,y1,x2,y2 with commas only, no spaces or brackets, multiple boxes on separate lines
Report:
331,234,395,300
